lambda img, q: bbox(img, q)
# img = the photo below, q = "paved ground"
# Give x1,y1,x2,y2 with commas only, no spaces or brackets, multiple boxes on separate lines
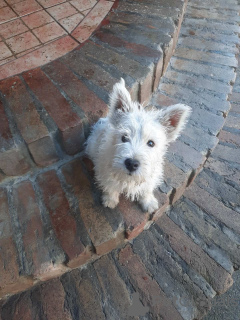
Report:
204,271,240,320
0,0,240,319
0,0,115,79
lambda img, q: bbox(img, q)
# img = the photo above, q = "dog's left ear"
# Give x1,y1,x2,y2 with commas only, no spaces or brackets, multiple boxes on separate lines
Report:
158,104,191,142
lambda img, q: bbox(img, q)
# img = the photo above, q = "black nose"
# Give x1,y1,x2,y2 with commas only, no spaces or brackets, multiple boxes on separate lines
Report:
125,158,140,172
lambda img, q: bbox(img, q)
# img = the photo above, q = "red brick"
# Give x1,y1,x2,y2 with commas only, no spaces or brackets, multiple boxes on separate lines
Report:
23,68,85,155
118,245,183,320
43,60,108,124
12,292,33,320
94,29,160,61
0,77,58,166
118,196,150,240
40,279,72,320
168,139,206,171
153,56,163,91
61,267,106,319
153,93,178,107
37,170,92,268
94,255,132,318
0,143,33,176
152,189,169,221
218,130,240,147
174,47,237,67
0,190,19,295
184,182,240,235
163,160,189,203
0,100,13,150
139,68,154,105
156,214,233,294
12,181,52,277
61,158,125,255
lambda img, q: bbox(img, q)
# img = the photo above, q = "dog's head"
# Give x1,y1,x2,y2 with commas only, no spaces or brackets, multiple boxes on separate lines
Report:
107,79,191,181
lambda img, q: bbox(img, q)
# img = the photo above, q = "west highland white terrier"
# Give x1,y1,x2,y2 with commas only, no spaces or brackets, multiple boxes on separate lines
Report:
86,79,191,213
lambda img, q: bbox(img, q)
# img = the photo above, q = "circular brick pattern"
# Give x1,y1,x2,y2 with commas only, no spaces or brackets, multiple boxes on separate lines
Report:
0,0,115,80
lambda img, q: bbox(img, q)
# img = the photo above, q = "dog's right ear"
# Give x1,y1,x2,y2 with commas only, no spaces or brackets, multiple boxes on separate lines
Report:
108,79,132,124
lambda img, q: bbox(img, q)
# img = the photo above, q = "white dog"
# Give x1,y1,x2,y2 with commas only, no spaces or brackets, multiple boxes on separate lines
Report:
86,79,191,213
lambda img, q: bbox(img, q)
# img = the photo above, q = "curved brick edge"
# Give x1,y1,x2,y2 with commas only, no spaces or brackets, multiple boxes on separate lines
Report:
0,0,239,307
0,0,116,81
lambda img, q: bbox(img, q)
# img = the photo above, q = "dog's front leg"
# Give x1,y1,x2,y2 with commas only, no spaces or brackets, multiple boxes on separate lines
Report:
102,190,120,209
139,191,159,213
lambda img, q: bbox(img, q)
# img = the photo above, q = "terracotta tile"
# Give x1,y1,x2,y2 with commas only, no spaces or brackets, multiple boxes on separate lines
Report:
0,18,28,39
82,8,91,16
22,10,53,29
47,2,77,20
70,0,97,12
0,0,7,8
33,21,66,43
37,0,65,8
0,36,78,80
5,0,23,4
0,55,15,66
59,12,84,32
0,6,17,23
72,0,113,42
16,44,42,57
6,31,40,54
12,0,41,16
0,41,12,60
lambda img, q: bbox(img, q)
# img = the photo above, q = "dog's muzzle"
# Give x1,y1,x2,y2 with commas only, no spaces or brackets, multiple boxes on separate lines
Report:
124,158,140,172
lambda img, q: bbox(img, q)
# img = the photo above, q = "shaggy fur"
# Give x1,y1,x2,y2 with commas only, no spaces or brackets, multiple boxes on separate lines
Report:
86,79,191,213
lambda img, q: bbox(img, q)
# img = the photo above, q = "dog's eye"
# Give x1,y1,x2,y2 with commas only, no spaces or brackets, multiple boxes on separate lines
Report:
147,140,155,147
122,135,130,143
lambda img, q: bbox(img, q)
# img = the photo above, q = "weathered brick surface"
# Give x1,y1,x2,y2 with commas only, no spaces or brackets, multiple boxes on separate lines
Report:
0,143,33,176
178,36,238,55
0,190,19,297
183,17,240,35
132,227,212,319
23,69,85,155
168,198,240,272
118,244,184,320
184,182,240,235
218,130,240,147
61,158,124,255
156,214,233,294
39,279,72,320
167,139,206,173
164,70,231,97
159,82,230,113
12,181,52,277
163,160,189,203
0,100,13,151
0,77,58,166
174,47,237,67
93,255,132,319
61,266,105,319
43,60,108,125
79,40,154,97
186,6,240,22
60,51,119,96
170,57,236,83
37,170,92,268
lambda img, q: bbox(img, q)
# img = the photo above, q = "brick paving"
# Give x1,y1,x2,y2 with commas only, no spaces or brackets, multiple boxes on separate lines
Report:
0,0,240,319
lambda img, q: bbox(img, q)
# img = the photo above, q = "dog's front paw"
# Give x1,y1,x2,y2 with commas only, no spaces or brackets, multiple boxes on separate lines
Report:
140,196,159,213
102,193,119,209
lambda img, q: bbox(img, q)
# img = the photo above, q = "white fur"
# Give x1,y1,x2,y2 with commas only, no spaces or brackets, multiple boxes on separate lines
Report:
85,79,191,213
